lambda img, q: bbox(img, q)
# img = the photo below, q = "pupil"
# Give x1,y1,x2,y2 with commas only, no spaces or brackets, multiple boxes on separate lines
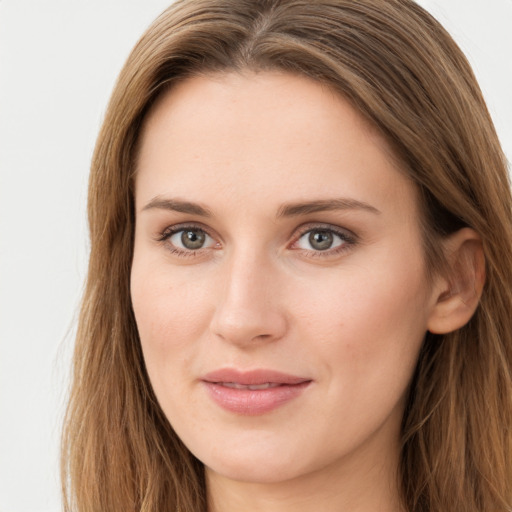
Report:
309,230,333,251
181,230,205,249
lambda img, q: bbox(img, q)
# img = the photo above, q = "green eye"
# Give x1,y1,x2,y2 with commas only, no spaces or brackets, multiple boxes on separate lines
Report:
169,228,213,250
308,230,334,251
296,228,348,252
180,229,206,249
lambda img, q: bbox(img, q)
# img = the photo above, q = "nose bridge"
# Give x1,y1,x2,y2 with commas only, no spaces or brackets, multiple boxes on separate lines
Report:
211,245,287,345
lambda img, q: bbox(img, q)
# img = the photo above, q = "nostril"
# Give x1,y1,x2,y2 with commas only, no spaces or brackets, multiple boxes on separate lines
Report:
254,333,272,340
209,265,288,345
210,308,287,346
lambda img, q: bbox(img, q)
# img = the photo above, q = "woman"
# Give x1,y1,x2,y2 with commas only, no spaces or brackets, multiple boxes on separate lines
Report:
61,1,512,511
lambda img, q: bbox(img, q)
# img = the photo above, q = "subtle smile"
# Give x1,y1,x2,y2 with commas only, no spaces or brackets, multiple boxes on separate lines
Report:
201,369,312,415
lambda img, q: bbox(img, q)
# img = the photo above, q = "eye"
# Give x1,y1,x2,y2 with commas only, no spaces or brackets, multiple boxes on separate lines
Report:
161,226,217,252
170,229,208,250
293,227,354,253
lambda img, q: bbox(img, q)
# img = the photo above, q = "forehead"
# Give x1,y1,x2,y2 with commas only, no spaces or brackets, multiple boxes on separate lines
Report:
139,70,384,159
135,71,417,218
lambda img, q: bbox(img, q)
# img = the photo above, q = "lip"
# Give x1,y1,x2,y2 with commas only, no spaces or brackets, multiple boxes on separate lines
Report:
201,368,312,415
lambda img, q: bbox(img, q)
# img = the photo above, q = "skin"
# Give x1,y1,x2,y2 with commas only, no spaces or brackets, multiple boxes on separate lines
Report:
131,71,482,512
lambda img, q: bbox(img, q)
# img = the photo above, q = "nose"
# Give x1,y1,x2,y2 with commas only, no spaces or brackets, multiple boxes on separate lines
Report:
210,250,288,346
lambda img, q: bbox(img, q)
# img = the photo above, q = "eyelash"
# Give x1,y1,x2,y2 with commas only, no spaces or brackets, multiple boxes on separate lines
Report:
157,223,217,258
157,223,357,259
291,224,357,258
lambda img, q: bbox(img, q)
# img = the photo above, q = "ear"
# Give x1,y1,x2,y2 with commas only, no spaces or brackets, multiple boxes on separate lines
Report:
427,228,485,334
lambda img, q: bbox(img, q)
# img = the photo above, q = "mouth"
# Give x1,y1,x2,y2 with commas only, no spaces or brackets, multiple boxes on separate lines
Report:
216,382,285,390
201,369,312,415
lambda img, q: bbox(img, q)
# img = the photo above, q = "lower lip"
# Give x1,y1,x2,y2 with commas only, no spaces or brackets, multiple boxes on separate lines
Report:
202,381,311,415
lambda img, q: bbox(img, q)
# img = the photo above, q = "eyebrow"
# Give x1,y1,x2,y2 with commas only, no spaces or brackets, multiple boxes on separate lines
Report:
277,198,381,217
141,197,212,217
141,196,380,218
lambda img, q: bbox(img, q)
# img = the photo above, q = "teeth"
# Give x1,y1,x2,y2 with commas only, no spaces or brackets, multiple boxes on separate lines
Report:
220,382,281,390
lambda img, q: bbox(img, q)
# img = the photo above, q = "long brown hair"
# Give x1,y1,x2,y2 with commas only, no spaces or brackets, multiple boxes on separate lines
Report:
61,1,512,511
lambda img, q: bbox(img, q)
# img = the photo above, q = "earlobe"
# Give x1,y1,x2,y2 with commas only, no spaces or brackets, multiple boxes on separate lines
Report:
427,228,486,335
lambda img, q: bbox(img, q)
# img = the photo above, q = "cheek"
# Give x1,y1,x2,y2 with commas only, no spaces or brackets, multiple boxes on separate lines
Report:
130,256,213,377
292,252,430,381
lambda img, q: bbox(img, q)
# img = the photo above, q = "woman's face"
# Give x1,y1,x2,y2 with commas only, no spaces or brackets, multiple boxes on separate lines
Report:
131,71,441,486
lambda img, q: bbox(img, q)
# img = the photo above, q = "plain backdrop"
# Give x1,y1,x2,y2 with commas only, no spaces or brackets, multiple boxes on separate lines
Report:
0,1,510,511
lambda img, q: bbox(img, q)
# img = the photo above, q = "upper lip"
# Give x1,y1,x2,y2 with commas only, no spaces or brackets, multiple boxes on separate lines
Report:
202,368,311,386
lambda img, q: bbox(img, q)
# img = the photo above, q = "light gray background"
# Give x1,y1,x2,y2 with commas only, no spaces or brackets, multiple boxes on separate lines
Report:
0,1,510,511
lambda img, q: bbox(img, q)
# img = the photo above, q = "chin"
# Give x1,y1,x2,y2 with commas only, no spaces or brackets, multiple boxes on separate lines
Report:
196,433,325,486
205,456,303,485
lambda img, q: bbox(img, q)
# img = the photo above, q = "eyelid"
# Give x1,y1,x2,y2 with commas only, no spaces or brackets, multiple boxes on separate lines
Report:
158,222,217,242
289,223,358,254
291,222,357,242
156,222,221,255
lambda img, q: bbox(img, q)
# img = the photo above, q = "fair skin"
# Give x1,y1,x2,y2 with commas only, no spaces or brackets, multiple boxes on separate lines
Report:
131,71,483,512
